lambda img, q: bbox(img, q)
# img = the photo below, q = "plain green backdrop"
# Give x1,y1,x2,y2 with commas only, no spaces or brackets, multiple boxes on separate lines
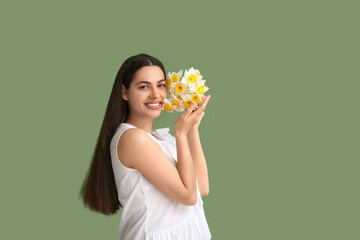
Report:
1,0,359,239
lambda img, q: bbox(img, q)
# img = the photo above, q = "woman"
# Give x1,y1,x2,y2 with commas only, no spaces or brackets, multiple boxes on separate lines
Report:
80,53,212,239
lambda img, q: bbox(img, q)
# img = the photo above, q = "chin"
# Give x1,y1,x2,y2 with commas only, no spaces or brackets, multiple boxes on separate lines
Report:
151,110,162,119
142,109,162,119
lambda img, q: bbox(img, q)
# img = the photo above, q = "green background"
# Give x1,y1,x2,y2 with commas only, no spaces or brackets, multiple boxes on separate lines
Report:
1,0,359,239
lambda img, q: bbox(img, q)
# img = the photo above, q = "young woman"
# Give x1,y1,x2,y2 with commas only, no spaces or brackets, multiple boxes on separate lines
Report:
80,53,212,239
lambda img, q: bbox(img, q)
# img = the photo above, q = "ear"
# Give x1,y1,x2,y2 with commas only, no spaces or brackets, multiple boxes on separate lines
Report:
122,85,128,101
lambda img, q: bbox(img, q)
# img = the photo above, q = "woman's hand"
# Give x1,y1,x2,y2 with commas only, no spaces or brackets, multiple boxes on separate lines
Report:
175,95,211,137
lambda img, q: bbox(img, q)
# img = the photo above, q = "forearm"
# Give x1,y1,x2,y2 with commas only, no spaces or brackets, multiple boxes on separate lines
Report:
175,132,197,198
187,128,209,195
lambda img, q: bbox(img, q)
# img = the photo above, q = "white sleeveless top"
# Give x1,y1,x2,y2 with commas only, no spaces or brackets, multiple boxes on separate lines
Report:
110,123,212,240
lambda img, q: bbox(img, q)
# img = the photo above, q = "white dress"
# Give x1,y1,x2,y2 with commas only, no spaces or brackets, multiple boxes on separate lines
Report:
110,123,212,240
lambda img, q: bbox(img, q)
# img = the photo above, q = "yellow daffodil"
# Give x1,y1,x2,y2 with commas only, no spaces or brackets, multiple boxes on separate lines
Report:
192,94,200,103
172,73,179,82
170,94,185,112
171,100,179,108
161,99,173,112
166,78,171,87
184,100,193,108
175,83,183,93
197,85,204,95
167,70,183,84
183,67,201,84
173,82,188,94
181,94,196,108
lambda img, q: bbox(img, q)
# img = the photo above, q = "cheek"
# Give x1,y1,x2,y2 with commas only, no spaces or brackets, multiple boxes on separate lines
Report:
161,88,168,96
129,91,144,100
127,92,143,106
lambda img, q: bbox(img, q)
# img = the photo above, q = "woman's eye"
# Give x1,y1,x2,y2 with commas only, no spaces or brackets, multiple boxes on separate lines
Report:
140,84,165,89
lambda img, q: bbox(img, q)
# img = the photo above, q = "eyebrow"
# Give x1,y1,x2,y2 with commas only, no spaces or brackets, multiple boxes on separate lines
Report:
136,79,166,85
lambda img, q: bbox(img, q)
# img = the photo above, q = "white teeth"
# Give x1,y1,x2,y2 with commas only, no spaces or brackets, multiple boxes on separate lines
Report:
146,103,159,107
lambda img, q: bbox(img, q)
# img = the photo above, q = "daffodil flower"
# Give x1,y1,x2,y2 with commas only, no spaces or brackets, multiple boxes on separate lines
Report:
166,70,183,87
171,81,188,95
183,67,201,84
170,94,185,112
162,98,173,112
181,94,196,108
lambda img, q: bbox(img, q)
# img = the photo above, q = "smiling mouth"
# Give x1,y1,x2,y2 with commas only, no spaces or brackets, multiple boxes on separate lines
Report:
145,102,163,109
145,102,160,107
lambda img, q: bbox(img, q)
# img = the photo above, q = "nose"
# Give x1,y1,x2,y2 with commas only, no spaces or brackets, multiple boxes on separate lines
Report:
149,86,161,98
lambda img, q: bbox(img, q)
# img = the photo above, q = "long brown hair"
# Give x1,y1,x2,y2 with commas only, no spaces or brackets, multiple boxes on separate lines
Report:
79,53,166,215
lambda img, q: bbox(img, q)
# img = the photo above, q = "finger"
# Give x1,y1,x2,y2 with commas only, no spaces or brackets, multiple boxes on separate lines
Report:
199,95,211,111
192,111,205,124
183,105,195,117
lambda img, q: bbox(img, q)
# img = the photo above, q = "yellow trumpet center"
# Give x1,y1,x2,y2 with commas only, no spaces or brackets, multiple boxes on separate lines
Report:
166,78,171,87
171,100,179,108
192,95,200,103
164,104,172,112
184,100,193,108
188,74,197,83
197,86,204,95
172,74,178,82
175,83,183,93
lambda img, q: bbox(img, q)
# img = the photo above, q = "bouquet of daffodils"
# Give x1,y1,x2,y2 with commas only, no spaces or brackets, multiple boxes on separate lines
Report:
162,67,209,112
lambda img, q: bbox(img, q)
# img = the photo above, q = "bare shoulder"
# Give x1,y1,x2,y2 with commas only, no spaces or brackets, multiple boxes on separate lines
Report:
117,128,153,168
118,128,149,145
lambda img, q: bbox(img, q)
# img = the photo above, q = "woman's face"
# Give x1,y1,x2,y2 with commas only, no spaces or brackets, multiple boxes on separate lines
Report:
123,66,167,120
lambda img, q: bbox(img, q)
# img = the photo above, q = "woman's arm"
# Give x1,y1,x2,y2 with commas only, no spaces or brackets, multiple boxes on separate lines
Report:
187,127,210,196
119,128,197,206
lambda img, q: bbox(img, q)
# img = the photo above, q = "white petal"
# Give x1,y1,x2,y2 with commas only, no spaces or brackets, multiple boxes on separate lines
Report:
177,70,183,78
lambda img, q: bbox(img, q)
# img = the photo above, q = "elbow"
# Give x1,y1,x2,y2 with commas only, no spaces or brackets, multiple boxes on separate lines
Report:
200,186,210,197
201,188,209,197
